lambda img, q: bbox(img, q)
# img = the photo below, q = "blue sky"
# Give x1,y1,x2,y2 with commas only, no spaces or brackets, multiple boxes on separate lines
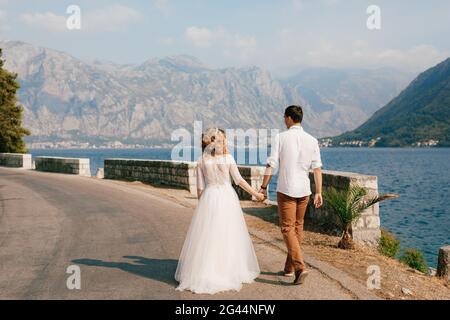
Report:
1,0,449,76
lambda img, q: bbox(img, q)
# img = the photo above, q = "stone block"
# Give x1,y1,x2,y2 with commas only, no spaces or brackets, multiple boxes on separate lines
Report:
364,216,381,229
96,168,104,179
352,228,381,246
35,156,91,176
437,246,450,280
0,153,32,169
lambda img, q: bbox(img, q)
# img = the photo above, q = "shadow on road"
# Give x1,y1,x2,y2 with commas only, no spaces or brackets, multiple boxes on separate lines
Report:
72,256,291,288
256,271,293,286
72,256,178,286
255,277,291,286
0,197,24,202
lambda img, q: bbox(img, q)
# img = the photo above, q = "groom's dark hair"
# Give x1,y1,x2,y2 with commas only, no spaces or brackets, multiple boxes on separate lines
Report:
285,105,303,123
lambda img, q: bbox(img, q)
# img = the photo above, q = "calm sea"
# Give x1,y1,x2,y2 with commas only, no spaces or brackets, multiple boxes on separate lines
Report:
29,147,450,267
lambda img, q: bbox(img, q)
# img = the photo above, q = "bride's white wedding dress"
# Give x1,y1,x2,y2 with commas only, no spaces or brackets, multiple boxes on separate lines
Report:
175,153,260,294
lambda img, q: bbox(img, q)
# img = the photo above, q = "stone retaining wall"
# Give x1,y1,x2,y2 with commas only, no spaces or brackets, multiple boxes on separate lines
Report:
103,158,265,200
34,156,91,176
0,153,32,169
232,165,266,200
309,170,380,245
104,159,198,193
103,158,381,245
437,246,450,280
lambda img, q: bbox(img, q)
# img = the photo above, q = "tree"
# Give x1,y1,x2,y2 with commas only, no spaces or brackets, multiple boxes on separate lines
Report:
0,48,31,153
323,186,399,249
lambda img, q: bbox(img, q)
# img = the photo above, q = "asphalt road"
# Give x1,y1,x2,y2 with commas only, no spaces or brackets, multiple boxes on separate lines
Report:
0,167,353,299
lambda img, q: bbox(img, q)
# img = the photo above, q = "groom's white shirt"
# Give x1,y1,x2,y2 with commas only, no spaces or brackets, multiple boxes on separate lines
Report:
267,124,322,198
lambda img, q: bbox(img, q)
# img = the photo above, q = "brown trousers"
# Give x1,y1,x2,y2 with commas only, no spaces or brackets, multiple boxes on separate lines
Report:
277,192,310,273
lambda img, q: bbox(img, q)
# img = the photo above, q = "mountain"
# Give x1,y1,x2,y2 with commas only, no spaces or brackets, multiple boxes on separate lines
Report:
0,40,413,147
0,41,288,146
282,68,414,135
330,58,450,147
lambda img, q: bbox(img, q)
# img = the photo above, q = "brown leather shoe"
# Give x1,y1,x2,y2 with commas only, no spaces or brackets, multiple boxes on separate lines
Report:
293,270,309,285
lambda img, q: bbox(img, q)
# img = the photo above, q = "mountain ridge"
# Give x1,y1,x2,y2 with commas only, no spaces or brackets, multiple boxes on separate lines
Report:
0,40,414,147
330,57,450,147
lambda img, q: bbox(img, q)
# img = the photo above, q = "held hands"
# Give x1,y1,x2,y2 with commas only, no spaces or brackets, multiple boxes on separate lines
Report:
258,188,268,200
314,193,323,208
255,192,266,202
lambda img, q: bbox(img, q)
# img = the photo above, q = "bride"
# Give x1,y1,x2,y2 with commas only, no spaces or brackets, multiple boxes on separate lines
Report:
174,128,264,294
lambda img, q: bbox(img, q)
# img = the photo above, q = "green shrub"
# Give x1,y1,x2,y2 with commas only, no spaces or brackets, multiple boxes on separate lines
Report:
400,248,428,273
378,229,400,258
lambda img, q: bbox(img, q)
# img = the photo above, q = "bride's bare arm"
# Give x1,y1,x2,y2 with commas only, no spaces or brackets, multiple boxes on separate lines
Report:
229,155,265,201
196,160,205,200
238,179,264,201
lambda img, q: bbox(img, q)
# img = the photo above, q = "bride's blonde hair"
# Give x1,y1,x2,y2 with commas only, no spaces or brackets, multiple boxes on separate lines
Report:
202,128,229,156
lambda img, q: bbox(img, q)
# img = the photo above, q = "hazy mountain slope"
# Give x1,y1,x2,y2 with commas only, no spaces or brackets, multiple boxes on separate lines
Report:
0,41,413,146
1,41,293,145
332,58,450,147
282,68,414,135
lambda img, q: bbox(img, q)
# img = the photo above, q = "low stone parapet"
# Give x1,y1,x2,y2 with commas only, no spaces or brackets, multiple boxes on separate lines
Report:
232,165,266,201
103,158,265,201
104,159,198,194
437,246,450,281
96,167,104,179
34,156,91,176
309,170,380,245
0,153,32,169
103,158,381,245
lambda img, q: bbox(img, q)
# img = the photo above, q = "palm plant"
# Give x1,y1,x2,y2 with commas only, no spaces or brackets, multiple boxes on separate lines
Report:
323,186,399,249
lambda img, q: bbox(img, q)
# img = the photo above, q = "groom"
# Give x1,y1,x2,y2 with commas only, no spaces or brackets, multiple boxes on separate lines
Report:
259,105,323,285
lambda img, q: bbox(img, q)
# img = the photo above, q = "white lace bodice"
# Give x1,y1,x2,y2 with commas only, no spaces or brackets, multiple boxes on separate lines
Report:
196,153,244,189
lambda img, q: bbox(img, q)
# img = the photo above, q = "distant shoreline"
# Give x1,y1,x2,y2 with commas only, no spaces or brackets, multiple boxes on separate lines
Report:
27,146,450,150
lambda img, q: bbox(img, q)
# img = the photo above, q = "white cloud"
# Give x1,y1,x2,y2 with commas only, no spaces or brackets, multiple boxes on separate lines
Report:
322,0,340,5
292,0,303,13
84,4,142,32
20,12,67,32
233,34,257,51
226,34,257,60
20,4,142,33
263,28,449,75
153,0,170,15
185,26,213,48
0,10,8,32
185,26,257,60
373,45,449,72
292,0,340,14
159,36,175,46
154,0,168,9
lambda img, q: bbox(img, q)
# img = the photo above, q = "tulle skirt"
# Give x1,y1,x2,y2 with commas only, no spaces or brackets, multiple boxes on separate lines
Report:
174,183,260,294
